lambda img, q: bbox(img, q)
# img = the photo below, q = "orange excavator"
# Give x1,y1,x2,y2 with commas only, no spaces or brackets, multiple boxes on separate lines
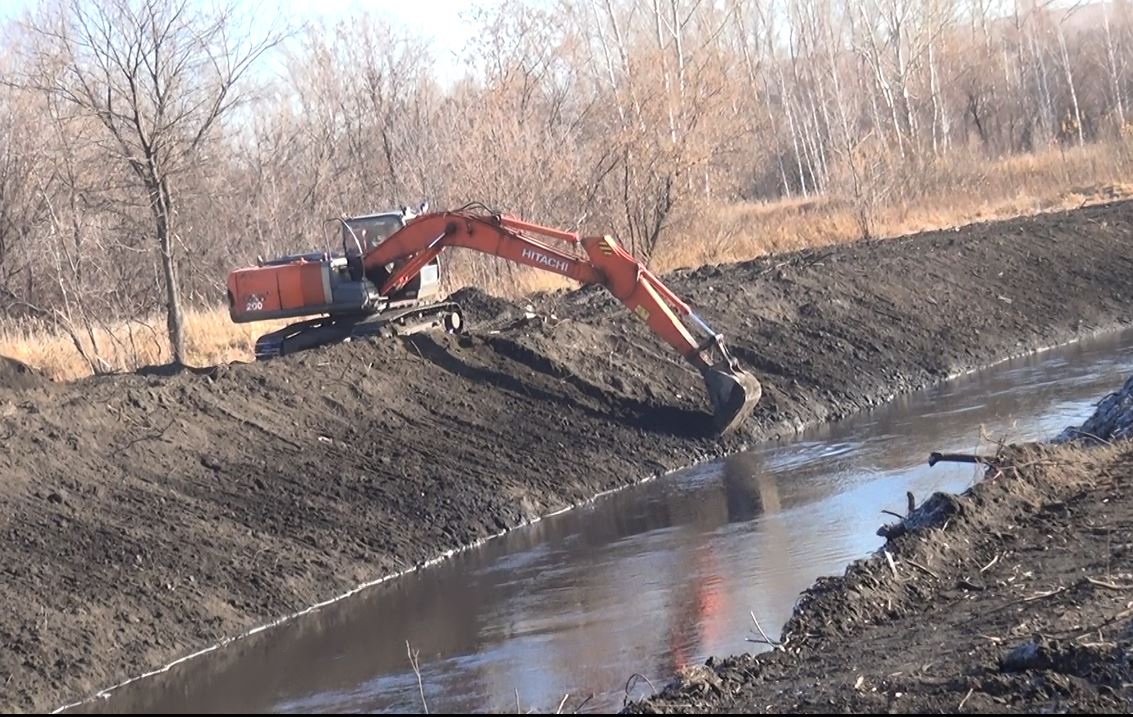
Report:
226,204,761,434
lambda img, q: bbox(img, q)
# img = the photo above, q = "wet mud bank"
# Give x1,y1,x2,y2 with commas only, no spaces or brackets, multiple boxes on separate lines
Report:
4,201,1133,711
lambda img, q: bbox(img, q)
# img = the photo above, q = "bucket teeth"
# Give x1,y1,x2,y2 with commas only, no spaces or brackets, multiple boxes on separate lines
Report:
703,363,762,435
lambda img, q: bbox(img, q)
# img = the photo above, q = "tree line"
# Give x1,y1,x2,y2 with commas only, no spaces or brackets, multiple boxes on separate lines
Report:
1,0,1128,368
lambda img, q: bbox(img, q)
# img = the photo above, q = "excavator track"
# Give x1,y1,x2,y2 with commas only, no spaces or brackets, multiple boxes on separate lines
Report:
254,302,464,360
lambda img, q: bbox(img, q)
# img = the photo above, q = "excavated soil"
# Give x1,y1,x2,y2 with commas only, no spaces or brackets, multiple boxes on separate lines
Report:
5,201,1133,712
0,355,47,392
627,443,1133,714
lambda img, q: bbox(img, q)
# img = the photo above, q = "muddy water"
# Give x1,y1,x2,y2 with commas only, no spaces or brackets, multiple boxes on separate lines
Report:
78,330,1133,714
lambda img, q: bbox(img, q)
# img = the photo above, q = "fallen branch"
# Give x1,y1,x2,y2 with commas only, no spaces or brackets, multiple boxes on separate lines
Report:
118,416,177,450
907,559,940,579
988,586,1069,613
623,673,657,706
1085,577,1133,590
556,693,570,714
928,452,993,467
1066,606,1133,640
1062,428,1115,446
749,610,781,648
979,554,1001,574
958,687,975,711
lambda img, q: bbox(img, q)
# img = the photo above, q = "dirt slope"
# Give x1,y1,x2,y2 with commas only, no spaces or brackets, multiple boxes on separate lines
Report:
0,355,47,392
626,443,1133,714
4,201,1133,712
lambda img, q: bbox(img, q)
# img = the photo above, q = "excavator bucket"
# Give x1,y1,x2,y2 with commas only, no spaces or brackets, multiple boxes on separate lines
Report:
703,362,762,435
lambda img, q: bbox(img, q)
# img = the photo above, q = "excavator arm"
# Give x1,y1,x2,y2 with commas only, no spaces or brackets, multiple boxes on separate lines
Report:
362,210,761,434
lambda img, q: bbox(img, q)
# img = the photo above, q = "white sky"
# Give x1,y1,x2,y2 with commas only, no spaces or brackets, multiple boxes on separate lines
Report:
0,0,505,81
286,0,506,81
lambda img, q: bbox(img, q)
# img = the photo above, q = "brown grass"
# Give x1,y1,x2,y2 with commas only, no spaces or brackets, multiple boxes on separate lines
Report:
0,308,289,381
5,142,1132,382
653,143,1133,270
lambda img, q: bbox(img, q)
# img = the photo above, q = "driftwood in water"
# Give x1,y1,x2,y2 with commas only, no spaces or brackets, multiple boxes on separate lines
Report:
927,451,994,467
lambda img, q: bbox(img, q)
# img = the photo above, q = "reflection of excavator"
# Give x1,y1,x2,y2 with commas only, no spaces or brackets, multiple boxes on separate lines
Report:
226,204,761,434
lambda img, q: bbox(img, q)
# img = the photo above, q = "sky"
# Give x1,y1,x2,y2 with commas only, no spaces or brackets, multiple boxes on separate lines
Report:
278,0,493,52
281,0,505,81
0,0,505,82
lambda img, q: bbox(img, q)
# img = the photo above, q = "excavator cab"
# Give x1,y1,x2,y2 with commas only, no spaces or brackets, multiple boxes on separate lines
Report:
342,210,441,306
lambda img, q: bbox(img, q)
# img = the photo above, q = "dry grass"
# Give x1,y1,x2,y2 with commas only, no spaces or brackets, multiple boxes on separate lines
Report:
653,143,1133,271
0,308,289,381
5,142,1133,382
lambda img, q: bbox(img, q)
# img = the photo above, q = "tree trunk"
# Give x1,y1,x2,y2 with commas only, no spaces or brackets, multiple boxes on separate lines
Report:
929,41,941,156
1056,24,1084,146
154,176,185,365
1103,1,1126,130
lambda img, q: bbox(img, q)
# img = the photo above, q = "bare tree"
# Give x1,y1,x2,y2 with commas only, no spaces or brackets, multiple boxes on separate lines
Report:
20,0,282,364
1103,0,1127,131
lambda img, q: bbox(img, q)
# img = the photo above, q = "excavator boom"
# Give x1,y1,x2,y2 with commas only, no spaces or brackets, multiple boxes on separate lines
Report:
368,210,761,434
228,208,761,434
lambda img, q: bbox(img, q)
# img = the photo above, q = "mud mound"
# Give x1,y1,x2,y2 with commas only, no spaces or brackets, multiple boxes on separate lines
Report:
0,355,47,391
445,287,524,327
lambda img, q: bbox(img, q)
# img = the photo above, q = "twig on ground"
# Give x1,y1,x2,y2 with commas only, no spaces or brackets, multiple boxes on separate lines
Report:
574,694,594,713
1066,606,1133,639
556,693,570,714
1085,576,1133,590
1010,459,1063,469
623,673,657,706
118,417,177,449
1063,428,1114,446
749,610,781,648
406,640,428,714
988,586,1069,613
884,550,899,577
1019,587,1069,603
958,687,975,710
907,559,940,579
979,554,1000,573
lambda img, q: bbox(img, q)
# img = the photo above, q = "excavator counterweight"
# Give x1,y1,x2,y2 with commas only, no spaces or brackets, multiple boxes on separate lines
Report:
226,207,761,435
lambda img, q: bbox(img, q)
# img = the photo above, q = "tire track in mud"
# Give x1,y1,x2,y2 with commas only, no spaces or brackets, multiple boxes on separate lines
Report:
4,200,1133,712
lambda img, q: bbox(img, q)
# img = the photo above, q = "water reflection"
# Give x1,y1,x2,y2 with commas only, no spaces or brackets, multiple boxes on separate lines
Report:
79,330,1133,714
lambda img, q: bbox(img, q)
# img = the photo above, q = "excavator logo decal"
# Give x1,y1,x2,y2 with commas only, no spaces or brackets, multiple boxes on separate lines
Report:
520,247,571,274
